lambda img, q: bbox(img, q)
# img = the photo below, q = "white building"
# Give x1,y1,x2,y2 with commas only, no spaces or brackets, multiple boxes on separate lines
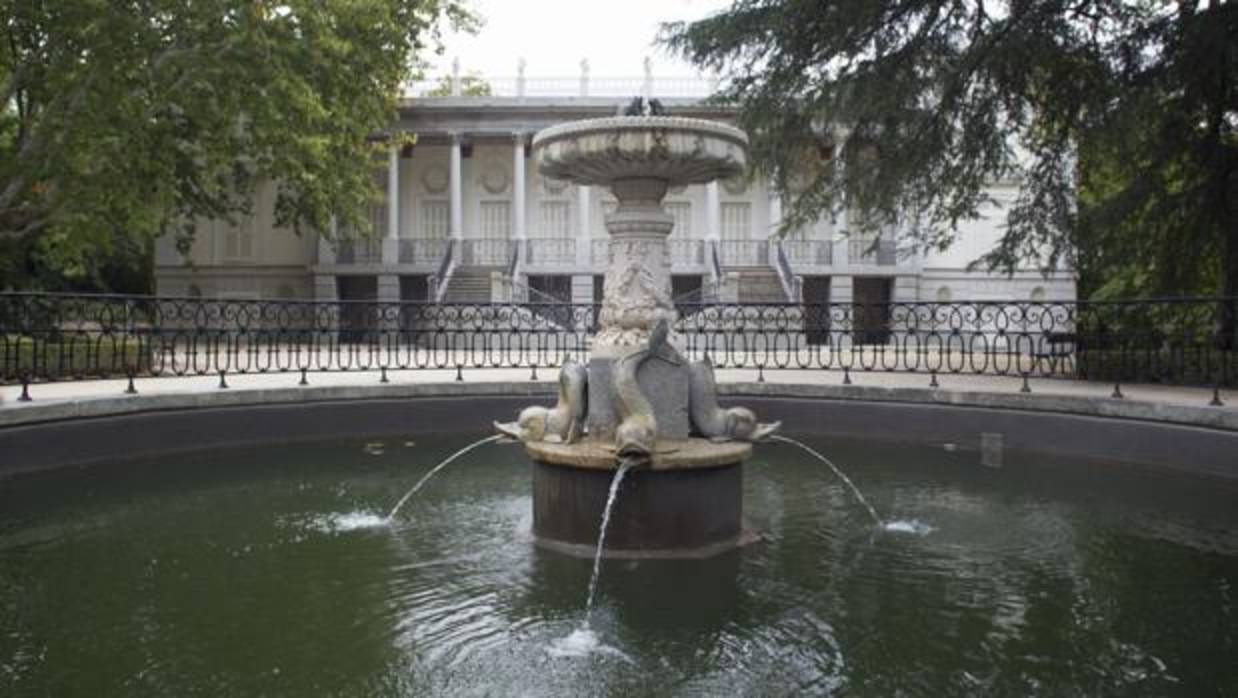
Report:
154,71,1076,313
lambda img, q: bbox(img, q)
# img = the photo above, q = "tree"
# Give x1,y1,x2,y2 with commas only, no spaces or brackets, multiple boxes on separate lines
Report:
0,0,474,290
663,1,1237,342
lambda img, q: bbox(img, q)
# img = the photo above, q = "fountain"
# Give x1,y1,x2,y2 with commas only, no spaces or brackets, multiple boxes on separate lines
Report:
495,101,780,558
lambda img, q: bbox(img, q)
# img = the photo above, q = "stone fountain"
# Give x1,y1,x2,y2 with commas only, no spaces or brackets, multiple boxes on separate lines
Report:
496,105,779,558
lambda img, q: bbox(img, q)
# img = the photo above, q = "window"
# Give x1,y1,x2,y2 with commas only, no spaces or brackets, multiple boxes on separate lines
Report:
666,202,692,238
420,201,449,239
539,201,571,237
480,201,511,240
720,202,750,240
222,215,255,261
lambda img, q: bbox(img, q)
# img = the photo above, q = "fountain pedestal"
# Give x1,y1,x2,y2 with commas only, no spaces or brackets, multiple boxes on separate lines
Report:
495,112,776,560
527,439,753,558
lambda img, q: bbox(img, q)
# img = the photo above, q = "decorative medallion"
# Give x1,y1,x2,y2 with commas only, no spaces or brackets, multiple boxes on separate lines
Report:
542,175,569,195
722,174,748,196
422,165,449,194
481,165,510,195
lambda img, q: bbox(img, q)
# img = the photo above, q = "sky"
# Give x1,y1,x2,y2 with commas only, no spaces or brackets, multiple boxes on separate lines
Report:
424,0,732,79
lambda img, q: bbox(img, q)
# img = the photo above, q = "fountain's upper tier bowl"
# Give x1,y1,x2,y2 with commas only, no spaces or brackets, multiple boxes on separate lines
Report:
532,116,748,188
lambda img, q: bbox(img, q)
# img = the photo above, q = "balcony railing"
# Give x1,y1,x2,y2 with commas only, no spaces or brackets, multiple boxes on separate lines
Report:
334,240,382,265
524,237,576,265
670,239,705,266
718,240,770,266
782,240,833,266
849,238,898,266
590,239,610,266
460,239,509,266
398,238,449,265
405,76,718,99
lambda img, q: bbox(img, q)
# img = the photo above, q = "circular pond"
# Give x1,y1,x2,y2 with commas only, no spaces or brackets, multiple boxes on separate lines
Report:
2,434,1236,696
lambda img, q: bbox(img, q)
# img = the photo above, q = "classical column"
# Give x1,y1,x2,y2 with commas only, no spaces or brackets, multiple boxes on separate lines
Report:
705,181,721,282
449,133,463,241
767,185,782,236
576,184,591,268
383,145,399,265
512,133,526,241
705,181,721,240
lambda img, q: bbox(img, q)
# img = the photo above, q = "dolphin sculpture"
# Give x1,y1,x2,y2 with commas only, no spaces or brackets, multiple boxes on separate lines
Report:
494,358,587,443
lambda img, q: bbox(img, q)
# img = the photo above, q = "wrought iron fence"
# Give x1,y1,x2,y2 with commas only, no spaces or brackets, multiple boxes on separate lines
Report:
1,293,1234,395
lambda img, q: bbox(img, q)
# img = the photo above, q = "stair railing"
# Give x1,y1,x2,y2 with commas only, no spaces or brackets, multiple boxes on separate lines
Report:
429,238,457,303
771,239,803,303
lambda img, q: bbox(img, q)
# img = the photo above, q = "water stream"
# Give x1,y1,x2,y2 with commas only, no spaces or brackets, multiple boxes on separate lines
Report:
386,434,503,521
585,461,633,621
770,434,884,527
549,461,635,659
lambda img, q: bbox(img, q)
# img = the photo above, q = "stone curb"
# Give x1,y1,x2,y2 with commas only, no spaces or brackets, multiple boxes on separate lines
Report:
1,379,1234,433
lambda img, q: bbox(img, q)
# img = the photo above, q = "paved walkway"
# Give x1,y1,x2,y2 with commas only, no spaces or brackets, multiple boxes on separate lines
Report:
1,365,1229,413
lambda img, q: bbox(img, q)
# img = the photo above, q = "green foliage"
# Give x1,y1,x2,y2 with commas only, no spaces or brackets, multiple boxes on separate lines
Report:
0,0,474,290
662,1,1237,305
3,334,149,379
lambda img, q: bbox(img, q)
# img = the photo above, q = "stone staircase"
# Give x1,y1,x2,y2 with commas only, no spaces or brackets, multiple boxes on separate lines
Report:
442,270,493,303
736,269,787,304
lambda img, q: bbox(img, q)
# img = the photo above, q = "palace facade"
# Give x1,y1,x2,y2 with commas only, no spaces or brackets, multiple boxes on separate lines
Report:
154,74,1076,310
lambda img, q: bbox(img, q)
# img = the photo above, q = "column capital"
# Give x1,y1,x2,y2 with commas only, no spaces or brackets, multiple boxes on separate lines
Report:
448,131,464,144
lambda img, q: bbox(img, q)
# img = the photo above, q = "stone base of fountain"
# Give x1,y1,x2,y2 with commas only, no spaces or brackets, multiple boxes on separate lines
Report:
527,438,755,559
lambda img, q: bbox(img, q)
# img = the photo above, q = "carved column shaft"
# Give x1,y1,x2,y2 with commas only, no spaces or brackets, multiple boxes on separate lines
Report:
594,177,677,358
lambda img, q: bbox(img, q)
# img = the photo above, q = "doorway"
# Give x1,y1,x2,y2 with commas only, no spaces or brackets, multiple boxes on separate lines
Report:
852,277,892,344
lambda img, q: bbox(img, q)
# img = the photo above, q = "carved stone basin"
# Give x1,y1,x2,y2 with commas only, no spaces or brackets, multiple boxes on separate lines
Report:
532,116,748,187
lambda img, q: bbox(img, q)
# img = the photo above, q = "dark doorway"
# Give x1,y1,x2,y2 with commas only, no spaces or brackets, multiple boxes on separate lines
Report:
672,275,704,302
527,275,572,303
592,275,605,332
399,275,429,332
527,274,573,328
672,275,705,319
336,275,378,343
852,277,892,344
802,275,831,345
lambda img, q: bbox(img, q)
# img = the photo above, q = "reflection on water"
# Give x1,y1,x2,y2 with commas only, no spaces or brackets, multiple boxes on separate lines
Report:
1,434,1236,696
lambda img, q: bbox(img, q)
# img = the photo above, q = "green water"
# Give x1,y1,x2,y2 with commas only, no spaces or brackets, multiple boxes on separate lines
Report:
1,435,1236,696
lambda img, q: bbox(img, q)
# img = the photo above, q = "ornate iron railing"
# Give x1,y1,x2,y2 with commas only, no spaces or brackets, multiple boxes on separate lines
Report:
2,294,1234,396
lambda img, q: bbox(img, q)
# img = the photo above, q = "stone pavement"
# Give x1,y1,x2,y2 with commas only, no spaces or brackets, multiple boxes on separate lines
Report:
1,366,1232,431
